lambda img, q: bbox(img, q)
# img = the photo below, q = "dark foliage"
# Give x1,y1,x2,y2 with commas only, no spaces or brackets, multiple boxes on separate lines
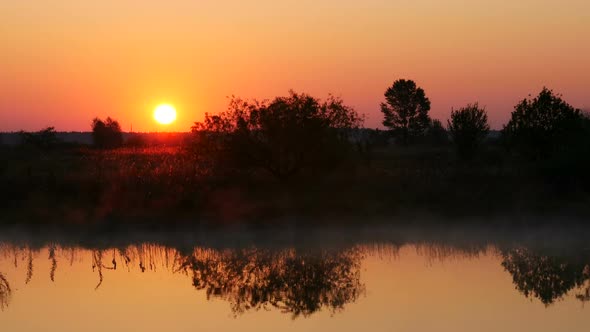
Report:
124,133,148,148
92,117,123,149
501,248,590,305
425,119,449,145
380,79,431,145
189,91,363,180
0,272,10,311
181,248,364,318
19,127,60,149
447,103,490,159
502,89,590,188
502,88,585,159
1,88,590,223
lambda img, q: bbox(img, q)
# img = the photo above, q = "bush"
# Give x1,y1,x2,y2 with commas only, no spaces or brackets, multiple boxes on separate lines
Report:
447,103,490,159
92,117,123,149
19,127,60,149
189,91,364,180
426,119,449,146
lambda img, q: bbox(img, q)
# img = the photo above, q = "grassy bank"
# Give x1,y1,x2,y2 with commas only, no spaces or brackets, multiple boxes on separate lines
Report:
1,143,589,227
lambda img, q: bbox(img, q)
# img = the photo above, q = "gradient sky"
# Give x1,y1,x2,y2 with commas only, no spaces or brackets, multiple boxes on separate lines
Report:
1,0,588,132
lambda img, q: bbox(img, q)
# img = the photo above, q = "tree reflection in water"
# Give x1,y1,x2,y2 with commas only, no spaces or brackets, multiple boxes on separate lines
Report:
501,247,590,305
2,243,590,313
0,272,10,311
178,248,365,318
0,245,365,317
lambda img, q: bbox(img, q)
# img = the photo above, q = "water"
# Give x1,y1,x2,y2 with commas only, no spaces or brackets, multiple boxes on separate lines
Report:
0,225,589,331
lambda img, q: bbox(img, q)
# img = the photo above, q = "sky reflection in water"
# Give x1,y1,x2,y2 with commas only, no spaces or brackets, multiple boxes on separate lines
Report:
0,231,589,332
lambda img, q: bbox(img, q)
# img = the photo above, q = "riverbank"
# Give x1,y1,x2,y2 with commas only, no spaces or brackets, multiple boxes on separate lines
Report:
1,144,589,227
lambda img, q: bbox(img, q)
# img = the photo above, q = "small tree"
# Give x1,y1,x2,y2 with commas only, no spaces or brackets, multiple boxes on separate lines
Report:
447,103,490,158
92,117,123,149
502,88,583,159
189,91,364,179
380,79,431,145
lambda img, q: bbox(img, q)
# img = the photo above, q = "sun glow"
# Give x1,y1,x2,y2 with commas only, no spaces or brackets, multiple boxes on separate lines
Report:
153,104,177,125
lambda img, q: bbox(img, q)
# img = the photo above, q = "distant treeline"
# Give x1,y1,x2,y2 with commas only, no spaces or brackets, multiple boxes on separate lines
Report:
1,79,589,224
0,130,504,147
0,130,191,147
4,80,588,165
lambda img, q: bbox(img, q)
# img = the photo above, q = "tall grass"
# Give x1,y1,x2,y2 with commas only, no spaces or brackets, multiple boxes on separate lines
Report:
0,142,588,226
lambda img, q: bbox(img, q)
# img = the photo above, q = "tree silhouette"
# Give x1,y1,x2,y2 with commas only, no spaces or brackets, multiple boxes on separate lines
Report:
502,88,584,159
179,248,365,318
501,247,590,305
190,91,363,179
447,103,490,159
92,117,123,149
380,79,431,145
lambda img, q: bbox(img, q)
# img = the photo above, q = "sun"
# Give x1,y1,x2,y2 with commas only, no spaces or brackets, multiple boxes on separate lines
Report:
153,104,177,125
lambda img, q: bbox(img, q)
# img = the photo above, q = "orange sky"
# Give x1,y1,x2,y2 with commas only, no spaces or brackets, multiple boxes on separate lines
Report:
1,0,589,131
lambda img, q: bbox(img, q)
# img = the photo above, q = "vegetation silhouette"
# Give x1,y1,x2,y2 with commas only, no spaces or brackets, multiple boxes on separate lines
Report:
92,117,123,149
502,88,590,189
0,244,365,317
179,248,365,318
380,79,431,145
25,251,33,284
49,245,57,282
18,127,60,150
1,84,590,222
124,133,148,148
0,272,10,311
501,247,590,305
502,88,585,159
425,119,449,146
92,250,116,290
3,237,590,313
447,103,490,159
189,91,363,180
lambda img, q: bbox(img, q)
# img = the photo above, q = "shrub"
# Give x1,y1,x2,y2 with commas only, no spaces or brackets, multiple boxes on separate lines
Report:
92,117,123,149
19,127,60,149
426,119,449,146
447,103,490,158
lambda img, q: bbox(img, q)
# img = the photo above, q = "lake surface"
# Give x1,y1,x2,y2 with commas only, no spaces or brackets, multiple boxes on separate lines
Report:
0,225,589,331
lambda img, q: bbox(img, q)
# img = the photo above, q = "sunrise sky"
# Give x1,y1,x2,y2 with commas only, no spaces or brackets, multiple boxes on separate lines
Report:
1,0,588,132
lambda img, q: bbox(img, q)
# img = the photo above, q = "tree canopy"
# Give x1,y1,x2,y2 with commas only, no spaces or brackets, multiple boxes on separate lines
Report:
502,88,584,158
189,91,364,179
380,79,431,145
92,117,123,149
447,103,490,159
